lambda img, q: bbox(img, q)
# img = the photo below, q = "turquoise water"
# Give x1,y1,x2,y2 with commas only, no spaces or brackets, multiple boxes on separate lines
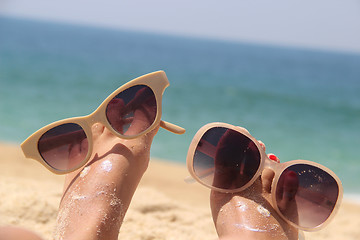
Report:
1,17,359,193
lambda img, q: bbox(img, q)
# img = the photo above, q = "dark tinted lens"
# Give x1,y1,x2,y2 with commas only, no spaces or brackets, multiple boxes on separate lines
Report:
193,127,261,190
106,85,157,136
38,123,89,171
276,164,339,229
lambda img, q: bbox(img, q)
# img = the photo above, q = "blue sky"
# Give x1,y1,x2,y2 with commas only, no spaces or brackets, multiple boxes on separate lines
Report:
1,0,360,53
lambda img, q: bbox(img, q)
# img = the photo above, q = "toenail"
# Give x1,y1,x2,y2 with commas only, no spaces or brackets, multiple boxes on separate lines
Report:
268,154,279,162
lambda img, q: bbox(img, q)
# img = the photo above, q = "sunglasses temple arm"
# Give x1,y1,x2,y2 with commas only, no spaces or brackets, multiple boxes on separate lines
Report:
160,120,186,134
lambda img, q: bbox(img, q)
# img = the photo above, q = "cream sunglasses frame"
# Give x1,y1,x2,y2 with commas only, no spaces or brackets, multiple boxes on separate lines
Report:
186,122,343,231
21,71,185,174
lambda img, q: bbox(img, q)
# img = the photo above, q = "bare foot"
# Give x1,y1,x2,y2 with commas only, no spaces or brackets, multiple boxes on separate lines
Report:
210,147,299,240
53,121,159,240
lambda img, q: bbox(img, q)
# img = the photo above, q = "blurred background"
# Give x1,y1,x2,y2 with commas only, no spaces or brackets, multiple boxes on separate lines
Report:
0,0,359,194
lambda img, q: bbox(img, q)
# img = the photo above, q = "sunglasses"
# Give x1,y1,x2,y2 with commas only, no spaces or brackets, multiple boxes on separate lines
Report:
186,122,343,231
21,71,185,174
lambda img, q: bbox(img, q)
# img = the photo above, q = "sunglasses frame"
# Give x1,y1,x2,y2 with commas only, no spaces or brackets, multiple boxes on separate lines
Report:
186,122,343,231
21,71,185,174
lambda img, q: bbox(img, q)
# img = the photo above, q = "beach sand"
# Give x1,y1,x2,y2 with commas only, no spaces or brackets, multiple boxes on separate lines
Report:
0,142,359,240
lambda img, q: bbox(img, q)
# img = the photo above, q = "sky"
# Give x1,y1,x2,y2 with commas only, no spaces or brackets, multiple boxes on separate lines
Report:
1,0,360,53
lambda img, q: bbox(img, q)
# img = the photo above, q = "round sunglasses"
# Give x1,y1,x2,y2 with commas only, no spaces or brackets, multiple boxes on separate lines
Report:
186,122,343,231
21,71,185,174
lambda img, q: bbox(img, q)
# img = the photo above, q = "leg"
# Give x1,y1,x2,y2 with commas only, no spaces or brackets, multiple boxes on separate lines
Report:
210,144,299,240
54,123,159,240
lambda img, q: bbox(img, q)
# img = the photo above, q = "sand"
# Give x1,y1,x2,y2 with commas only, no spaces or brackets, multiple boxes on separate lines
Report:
0,142,359,240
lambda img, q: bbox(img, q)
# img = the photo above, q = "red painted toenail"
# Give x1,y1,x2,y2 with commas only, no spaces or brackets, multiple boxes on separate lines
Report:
269,154,278,161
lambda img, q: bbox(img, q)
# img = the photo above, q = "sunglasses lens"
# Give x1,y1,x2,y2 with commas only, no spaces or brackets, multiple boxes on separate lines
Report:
38,123,89,171
106,85,157,136
276,164,339,229
192,127,261,190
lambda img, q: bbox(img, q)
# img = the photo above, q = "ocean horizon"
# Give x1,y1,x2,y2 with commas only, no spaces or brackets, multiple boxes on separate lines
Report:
1,16,359,195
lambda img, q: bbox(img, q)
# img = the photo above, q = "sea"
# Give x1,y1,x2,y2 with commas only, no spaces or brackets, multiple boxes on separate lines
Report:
0,16,359,197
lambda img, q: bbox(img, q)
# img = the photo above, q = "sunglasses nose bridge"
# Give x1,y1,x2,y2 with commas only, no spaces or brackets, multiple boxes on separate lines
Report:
85,110,105,127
